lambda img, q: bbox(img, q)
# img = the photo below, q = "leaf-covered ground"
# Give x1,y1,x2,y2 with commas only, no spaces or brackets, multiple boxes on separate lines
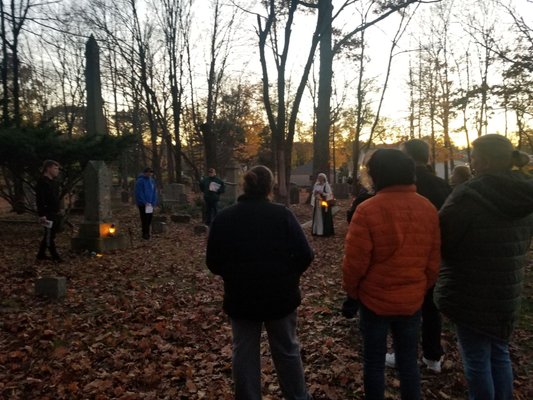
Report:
1,197,532,399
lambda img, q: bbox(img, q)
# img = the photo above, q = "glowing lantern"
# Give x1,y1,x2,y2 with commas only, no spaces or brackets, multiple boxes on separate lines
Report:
108,224,116,236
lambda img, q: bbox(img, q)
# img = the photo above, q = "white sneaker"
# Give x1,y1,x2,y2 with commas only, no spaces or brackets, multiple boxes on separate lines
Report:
385,352,396,368
422,357,442,373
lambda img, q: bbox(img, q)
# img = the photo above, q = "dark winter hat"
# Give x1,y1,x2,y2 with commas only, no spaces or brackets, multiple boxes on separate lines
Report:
41,159,60,173
472,134,517,171
367,149,415,192
143,167,154,173
402,139,430,164
243,165,274,197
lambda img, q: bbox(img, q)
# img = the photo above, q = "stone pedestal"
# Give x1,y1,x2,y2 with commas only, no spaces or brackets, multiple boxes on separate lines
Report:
332,183,350,199
194,224,208,235
152,221,168,234
171,214,191,223
35,277,67,299
161,183,188,212
220,160,243,204
289,184,300,204
71,233,129,253
71,161,129,253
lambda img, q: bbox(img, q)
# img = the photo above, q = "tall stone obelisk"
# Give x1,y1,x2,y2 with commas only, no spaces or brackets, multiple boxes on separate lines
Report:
85,35,107,136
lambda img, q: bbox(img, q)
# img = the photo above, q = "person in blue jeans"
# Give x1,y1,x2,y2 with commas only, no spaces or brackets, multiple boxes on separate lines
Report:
343,149,441,400
435,134,533,400
206,165,314,400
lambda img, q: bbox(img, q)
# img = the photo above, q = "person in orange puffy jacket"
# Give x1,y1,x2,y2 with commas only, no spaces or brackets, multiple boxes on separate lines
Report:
343,148,441,400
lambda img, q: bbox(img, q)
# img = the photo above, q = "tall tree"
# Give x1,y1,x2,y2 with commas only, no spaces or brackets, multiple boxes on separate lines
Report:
257,0,322,202
313,0,333,179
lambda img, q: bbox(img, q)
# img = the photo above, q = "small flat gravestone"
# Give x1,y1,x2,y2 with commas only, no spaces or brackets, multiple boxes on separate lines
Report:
35,277,67,299
171,214,191,223
194,224,208,235
152,221,168,234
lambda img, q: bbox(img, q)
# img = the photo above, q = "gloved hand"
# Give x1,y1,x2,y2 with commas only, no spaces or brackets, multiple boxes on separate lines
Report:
341,296,359,319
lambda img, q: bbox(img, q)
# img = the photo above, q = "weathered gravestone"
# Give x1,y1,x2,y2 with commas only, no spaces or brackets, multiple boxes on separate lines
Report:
71,161,129,253
85,35,107,136
332,183,351,199
194,224,208,235
220,160,243,204
289,183,300,204
35,277,67,299
152,221,168,234
161,183,188,212
171,214,191,223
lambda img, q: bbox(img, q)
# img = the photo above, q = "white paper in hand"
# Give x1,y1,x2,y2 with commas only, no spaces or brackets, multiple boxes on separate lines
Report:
145,204,154,214
209,181,221,192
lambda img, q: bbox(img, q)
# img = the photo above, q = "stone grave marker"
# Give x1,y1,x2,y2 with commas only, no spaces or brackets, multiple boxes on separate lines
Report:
35,277,67,299
71,161,128,253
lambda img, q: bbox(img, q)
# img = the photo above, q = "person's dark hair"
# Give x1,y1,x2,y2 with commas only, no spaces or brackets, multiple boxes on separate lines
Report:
143,167,154,173
42,159,60,173
512,150,530,169
472,134,516,171
367,149,415,192
243,165,274,197
402,139,430,164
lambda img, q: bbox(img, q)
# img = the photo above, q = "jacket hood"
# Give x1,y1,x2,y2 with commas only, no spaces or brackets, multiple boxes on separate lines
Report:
459,172,533,219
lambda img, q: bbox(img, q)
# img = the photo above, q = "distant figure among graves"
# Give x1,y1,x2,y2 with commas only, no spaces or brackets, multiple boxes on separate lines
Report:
311,173,335,236
199,168,225,226
135,167,157,240
36,160,63,262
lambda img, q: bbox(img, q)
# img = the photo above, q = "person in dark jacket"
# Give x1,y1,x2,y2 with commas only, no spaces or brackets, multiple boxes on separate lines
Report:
382,139,451,374
199,168,225,225
36,159,63,262
135,167,157,240
434,134,533,400
206,165,314,400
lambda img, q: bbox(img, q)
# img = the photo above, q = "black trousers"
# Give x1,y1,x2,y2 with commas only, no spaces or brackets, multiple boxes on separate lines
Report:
37,214,60,258
138,205,153,238
204,199,219,226
421,286,443,361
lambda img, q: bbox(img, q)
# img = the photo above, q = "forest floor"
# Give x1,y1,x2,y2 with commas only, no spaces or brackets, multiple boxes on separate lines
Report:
0,196,532,399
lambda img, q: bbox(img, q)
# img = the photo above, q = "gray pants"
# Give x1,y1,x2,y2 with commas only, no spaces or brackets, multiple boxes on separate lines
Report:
230,311,312,400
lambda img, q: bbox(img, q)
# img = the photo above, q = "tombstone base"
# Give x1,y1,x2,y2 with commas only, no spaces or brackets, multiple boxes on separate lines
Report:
71,235,129,253
194,224,208,235
152,221,168,234
35,276,67,299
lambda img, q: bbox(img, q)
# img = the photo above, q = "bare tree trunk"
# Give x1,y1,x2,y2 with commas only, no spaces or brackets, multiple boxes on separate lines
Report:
351,28,366,193
0,1,9,127
313,0,333,180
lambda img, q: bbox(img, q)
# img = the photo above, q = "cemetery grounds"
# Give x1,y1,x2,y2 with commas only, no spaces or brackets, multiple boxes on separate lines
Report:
0,195,532,399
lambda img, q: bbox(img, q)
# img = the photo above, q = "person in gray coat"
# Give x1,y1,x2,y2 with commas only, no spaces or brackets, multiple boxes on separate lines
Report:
434,134,533,400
